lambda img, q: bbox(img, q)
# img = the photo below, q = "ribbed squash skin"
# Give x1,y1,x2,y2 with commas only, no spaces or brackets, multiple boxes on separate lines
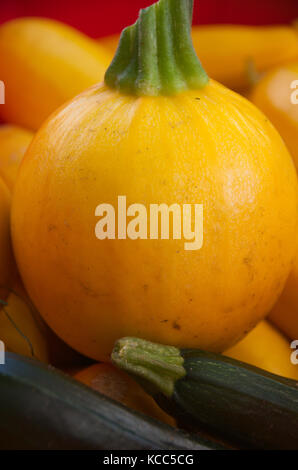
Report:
11,79,298,361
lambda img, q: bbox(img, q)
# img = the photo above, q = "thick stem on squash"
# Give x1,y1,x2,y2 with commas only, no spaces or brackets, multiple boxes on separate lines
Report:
105,0,209,96
112,337,186,397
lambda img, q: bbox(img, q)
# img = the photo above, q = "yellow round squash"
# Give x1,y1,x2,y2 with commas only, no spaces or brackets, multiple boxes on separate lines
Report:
11,0,298,361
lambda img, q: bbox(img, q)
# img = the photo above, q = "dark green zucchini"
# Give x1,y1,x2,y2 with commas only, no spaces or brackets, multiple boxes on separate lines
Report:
112,337,298,450
0,352,224,450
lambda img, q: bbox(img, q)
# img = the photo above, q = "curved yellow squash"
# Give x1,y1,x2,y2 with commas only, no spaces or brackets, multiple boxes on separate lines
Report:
0,289,49,363
192,25,298,91
0,125,32,335
0,177,15,299
225,320,298,380
0,125,34,190
250,64,298,340
0,18,110,130
269,257,298,341
250,63,298,169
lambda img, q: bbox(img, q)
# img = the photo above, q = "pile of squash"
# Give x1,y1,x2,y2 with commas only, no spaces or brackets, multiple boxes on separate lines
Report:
0,0,298,450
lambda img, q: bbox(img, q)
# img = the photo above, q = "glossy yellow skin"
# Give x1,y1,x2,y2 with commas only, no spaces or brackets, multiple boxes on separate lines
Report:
11,80,298,361
193,25,298,91
225,320,298,380
0,126,85,366
0,125,33,190
250,63,298,169
100,26,298,91
0,18,110,130
75,363,175,426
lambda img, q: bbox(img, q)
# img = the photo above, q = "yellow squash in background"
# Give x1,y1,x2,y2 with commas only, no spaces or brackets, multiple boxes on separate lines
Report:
0,126,48,362
225,320,298,380
0,18,110,130
0,177,14,300
250,64,298,340
269,258,298,341
0,125,33,190
12,0,298,361
0,288,49,363
0,125,33,294
0,125,85,366
192,25,298,91
250,63,298,168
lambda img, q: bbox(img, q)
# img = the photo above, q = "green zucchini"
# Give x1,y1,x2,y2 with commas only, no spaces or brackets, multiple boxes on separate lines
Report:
112,337,298,450
0,352,224,450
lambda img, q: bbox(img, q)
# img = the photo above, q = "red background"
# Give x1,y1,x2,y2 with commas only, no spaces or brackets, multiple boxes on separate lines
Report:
0,0,297,38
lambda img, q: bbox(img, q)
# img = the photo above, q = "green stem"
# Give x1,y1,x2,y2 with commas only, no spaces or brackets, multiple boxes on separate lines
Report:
112,337,186,397
105,0,208,96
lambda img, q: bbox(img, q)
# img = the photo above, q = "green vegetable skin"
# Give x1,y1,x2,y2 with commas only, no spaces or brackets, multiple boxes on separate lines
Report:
112,337,298,450
105,0,208,95
0,352,224,450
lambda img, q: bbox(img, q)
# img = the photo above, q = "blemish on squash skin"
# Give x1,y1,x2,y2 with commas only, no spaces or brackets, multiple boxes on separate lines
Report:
48,224,57,232
79,281,101,298
172,321,181,330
